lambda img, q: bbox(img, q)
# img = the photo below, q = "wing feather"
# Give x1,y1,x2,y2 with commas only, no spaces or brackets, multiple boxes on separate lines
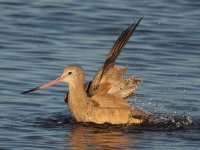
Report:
88,17,143,96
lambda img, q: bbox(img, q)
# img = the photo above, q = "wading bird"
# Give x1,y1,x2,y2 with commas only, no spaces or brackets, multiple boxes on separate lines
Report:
22,17,154,125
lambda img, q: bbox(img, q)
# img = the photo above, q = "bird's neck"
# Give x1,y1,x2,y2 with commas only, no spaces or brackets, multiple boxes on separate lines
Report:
67,79,88,121
68,78,87,107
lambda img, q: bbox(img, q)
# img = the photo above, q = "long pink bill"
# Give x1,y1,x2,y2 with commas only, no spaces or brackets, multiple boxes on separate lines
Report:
21,77,61,94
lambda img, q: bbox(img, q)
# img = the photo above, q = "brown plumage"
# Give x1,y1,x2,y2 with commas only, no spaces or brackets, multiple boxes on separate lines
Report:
22,17,155,125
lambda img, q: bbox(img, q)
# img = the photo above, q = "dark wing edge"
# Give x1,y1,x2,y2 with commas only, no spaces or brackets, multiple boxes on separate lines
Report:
103,16,143,74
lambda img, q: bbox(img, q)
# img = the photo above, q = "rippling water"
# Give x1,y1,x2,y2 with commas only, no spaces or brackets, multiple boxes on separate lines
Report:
0,0,200,149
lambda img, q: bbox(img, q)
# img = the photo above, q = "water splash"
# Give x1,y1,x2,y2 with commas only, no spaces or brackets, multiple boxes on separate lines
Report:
34,112,199,132
149,113,195,131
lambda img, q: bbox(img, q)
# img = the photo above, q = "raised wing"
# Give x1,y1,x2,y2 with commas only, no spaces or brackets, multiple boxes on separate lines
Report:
88,17,143,96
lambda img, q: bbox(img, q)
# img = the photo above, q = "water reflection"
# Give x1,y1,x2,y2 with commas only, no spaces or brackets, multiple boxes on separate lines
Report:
68,125,135,149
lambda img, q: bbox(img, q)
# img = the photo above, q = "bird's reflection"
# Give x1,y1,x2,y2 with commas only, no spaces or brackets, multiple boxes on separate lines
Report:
67,124,136,149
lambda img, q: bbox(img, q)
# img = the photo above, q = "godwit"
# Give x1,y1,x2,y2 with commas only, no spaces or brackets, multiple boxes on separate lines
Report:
22,17,154,124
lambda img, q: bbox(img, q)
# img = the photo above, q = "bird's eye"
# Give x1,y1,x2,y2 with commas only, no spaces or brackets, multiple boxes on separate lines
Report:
68,71,72,75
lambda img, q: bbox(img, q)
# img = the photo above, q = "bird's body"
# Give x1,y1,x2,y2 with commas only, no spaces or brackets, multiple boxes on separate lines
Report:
22,17,155,125
61,65,151,124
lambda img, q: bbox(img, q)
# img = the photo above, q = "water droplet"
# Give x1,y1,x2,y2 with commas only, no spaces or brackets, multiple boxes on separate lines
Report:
171,118,175,123
176,122,181,128
58,120,63,124
181,113,192,125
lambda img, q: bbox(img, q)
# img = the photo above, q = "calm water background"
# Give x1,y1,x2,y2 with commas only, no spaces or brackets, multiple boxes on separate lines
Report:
0,0,200,149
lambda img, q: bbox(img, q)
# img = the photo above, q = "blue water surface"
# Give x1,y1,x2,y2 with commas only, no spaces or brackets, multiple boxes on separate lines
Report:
0,0,200,149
